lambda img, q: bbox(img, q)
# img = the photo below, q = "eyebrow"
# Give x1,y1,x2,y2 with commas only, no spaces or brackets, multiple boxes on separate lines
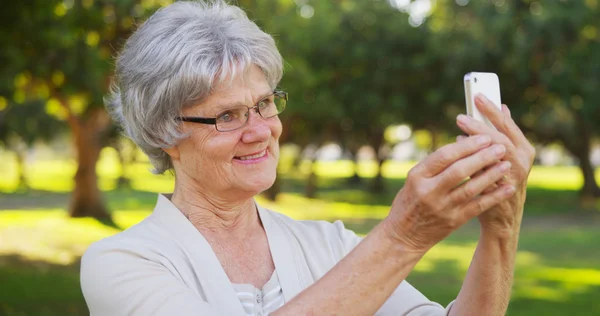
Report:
210,90,274,113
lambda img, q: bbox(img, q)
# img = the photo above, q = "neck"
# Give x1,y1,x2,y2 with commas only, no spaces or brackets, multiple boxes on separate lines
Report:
170,176,261,240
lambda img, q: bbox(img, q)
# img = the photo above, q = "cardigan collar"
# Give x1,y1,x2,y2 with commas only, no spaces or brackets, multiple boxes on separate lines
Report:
150,194,305,313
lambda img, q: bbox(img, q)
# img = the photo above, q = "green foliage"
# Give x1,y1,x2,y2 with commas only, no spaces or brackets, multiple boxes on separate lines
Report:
2,0,148,114
1,0,598,198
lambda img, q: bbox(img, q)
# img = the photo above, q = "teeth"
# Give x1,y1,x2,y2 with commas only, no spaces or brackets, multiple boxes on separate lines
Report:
238,150,266,160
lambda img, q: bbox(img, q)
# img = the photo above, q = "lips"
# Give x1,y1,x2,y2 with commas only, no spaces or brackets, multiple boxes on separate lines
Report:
234,149,267,161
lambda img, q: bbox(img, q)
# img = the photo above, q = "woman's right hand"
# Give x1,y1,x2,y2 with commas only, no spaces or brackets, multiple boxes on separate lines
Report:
383,134,515,253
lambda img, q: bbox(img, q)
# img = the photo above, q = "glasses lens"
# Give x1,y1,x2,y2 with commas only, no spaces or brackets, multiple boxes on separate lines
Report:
257,93,287,119
215,91,287,131
274,92,287,114
215,107,247,131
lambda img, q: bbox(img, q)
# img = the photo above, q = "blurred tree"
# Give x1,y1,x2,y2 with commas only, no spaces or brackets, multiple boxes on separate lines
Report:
254,0,421,194
0,100,65,190
429,0,600,203
0,0,162,218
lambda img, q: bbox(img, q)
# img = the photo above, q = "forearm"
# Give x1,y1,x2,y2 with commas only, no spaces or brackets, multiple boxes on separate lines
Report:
450,226,520,316
272,220,424,316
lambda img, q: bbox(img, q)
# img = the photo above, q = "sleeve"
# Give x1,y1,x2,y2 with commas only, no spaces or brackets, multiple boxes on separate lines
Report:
80,240,218,316
332,220,456,316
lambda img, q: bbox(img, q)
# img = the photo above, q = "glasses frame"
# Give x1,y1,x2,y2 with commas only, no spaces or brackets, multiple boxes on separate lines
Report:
176,90,288,132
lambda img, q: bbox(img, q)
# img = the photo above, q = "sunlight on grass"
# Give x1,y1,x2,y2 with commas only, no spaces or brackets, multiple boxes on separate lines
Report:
256,193,391,220
414,241,600,303
2,207,598,304
1,148,596,193
0,210,148,266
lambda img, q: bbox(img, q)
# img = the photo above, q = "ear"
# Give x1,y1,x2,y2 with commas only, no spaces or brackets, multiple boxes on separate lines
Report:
163,145,180,161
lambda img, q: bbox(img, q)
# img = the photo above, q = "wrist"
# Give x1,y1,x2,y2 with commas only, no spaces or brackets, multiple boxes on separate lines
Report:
479,223,520,245
379,217,429,257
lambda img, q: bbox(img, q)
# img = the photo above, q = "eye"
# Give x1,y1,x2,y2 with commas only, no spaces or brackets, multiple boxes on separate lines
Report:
258,96,274,110
217,110,235,123
258,100,269,110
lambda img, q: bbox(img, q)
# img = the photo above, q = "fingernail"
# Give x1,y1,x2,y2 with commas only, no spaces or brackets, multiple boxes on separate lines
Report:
476,135,491,145
494,144,506,156
500,161,511,172
457,114,470,125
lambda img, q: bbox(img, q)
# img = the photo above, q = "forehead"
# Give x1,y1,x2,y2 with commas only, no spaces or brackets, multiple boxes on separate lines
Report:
186,65,271,115
211,65,271,100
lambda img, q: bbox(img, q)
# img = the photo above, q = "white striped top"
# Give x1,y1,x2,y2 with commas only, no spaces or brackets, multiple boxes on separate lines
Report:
232,270,284,316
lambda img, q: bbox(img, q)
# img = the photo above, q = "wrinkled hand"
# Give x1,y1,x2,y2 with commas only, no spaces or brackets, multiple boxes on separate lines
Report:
384,135,516,254
456,94,536,235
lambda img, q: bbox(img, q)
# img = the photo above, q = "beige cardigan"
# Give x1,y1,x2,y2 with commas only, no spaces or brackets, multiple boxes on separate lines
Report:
81,194,454,315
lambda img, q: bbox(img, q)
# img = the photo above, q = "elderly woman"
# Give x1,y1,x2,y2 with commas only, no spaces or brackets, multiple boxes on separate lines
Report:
80,1,535,315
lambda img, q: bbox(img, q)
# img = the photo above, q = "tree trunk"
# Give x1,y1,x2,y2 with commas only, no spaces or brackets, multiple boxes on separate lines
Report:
369,129,387,194
113,142,131,189
579,153,600,193
68,111,111,219
15,148,28,191
561,114,600,207
346,145,362,186
305,155,319,198
572,144,600,204
305,168,318,199
370,154,386,194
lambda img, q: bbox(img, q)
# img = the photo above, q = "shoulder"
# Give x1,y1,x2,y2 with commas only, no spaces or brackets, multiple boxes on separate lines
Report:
262,208,363,259
80,216,218,315
80,215,183,289
82,215,172,262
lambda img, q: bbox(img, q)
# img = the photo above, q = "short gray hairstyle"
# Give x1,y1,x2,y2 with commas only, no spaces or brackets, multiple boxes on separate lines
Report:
106,0,283,174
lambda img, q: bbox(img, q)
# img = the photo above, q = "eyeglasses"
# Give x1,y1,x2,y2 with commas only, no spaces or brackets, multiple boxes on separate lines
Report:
176,90,288,132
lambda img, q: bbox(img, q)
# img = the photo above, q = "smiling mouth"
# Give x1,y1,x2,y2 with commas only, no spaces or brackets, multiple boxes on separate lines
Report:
235,150,267,161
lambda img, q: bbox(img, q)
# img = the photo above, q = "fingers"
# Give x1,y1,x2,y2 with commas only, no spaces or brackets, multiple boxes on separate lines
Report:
412,134,492,178
461,184,516,220
473,94,530,149
457,113,518,160
447,160,511,205
457,106,536,182
437,143,507,189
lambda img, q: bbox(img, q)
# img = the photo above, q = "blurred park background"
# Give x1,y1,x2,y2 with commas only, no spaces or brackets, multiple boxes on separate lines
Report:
1,0,600,315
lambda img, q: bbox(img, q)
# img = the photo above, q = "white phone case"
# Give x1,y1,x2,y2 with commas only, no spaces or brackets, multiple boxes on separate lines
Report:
464,72,502,129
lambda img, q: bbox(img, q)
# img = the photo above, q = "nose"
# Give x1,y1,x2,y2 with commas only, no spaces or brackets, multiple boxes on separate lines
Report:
240,109,271,143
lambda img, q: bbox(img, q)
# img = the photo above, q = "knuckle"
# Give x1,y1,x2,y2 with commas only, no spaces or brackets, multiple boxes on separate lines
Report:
500,135,513,148
414,185,430,202
475,198,487,213
440,143,462,161
444,214,460,229
485,144,504,160
406,168,423,184
406,169,417,181
461,183,477,201
437,149,453,164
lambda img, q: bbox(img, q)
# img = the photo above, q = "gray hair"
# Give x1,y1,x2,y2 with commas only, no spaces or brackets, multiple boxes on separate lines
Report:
106,0,283,174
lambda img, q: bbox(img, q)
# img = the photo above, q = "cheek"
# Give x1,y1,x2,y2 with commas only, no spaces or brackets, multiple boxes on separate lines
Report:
200,132,240,163
180,130,221,169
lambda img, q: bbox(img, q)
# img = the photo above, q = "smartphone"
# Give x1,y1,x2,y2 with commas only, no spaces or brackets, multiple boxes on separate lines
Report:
463,72,502,129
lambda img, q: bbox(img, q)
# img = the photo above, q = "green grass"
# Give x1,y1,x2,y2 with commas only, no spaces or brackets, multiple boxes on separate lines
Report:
1,149,599,315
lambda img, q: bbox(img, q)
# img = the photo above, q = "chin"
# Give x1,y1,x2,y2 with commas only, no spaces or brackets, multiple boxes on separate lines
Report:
243,172,277,195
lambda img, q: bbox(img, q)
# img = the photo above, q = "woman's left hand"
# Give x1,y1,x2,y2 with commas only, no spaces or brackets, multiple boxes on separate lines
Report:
456,94,536,235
